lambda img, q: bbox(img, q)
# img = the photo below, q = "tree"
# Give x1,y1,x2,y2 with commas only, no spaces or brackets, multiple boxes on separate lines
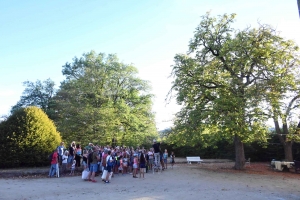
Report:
0,106,61,167
168,13,300,169
264,69,300,161
11,78,57,119
53,51,157,146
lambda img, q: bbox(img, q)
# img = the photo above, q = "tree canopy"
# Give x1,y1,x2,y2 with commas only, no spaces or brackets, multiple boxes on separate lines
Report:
53,51,158,146
168,13,300,169
10,78,56,119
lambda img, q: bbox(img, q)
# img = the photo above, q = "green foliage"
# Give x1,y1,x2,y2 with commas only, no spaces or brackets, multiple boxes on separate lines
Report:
167,12,300,168
10,79,57,120
0,106,61,168
53,51,158,146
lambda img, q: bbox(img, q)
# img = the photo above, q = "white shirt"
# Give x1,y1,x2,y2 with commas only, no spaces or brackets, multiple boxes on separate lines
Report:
148,151,154,159
62,155,68,164
106,155,113,166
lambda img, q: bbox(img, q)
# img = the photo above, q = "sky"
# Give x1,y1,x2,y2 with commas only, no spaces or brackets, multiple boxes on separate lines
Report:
0,0,300,130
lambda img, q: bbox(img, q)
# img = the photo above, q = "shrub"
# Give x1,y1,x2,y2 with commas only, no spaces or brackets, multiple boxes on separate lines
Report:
0,106,61,168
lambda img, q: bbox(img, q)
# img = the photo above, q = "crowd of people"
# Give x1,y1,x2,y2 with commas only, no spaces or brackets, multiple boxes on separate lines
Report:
48,140,176,183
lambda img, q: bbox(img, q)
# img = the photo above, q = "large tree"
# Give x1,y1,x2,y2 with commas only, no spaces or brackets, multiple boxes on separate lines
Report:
53,51,157,146
169,13,300,169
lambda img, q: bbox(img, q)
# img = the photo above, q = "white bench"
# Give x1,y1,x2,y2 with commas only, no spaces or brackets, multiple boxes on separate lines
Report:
186,156,203,164
245,158,251,166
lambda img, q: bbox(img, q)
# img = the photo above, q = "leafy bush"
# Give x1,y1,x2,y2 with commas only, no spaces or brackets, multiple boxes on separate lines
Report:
0,106,61,168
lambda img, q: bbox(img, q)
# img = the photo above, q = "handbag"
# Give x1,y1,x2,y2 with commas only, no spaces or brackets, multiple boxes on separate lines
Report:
82,169,89,180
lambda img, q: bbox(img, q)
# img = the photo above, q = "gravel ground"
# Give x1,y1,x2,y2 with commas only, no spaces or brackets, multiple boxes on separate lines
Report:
0,159,299,200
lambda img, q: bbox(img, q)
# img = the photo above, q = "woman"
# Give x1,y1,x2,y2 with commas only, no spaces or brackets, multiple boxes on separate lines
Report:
139,151,146,178
122,150,128,174
75,144,82,168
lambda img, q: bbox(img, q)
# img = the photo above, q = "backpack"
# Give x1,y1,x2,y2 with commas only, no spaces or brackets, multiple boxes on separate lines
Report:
48,153,53,161
107,156,114,167
88,152,93,163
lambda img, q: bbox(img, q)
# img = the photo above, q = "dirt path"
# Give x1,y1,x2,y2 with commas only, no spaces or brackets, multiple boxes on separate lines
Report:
0,163,299,200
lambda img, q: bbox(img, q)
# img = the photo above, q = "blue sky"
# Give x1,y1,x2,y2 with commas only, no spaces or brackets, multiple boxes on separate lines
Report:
1,0,299,130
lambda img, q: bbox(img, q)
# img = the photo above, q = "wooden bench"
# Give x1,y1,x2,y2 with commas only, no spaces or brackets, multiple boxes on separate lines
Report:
186,156,203,164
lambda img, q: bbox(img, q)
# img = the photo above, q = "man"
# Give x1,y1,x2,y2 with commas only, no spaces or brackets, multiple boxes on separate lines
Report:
87,146,99,182
48,149,58,177
152,139,161,168
57,142,65,165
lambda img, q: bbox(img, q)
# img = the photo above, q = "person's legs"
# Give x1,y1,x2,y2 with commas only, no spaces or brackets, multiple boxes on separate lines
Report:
62,163,66,174
133,164,137,177
75,155,80,168
164,159,167,169
59,155,62,166
48,165,52,177
50,164,56,177
67,156,72,169
133,166,135,177
149,159,153,170
154,153,160,168
105,166,112,183
142,168,145,178
87,167,92,180
161,159,164,169
90,163,97,182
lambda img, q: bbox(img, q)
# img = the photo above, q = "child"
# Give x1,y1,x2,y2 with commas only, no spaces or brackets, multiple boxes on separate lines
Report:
82,150,88,170
132,154,138,178
163,149,168,169
70,160,76,175
62,150,69,174
171,152,175,169
118,155,123,175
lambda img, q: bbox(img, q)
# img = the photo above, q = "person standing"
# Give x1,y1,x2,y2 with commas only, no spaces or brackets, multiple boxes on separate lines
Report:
57,142,65,166
87,146,99,182
68,141,75,169
61,150,68,174
152,140,161,168
132,154,138,178
147,148,154,170
170,151,175,169
48,149,58,177
105,150,113,183
163,149,168,169
139,152,146,178
75,144,82,168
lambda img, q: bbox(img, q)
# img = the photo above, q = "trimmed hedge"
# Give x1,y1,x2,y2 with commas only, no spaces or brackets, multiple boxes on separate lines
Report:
0,106,61,168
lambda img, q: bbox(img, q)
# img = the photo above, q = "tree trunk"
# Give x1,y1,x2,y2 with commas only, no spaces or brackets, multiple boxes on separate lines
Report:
283,142,293,161
234,134,245,170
